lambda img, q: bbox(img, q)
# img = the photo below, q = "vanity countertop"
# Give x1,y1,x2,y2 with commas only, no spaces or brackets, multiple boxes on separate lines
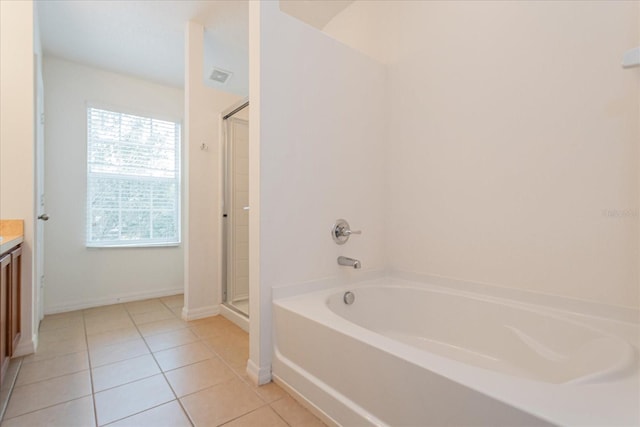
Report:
0,220,24,254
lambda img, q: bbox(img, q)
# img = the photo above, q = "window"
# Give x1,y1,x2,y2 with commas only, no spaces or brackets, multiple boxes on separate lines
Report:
86,107,181,247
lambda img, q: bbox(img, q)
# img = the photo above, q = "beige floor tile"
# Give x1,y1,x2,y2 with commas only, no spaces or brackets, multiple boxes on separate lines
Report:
1,395,95,427
23,336,87,363
251,381,288,404
180,377,264,426
222,406,288,427
170,306,183,317
16,351,89,386
39,313,84,332
154,342,214,372
84,310,131,323
137,318,187,338
160,294,184,308
38,323,86,343
144,328,199,352
90,338,149,367
107,400,190,427
85,315,135,336
188,316,237,338
165,358,235,397
202,334,249,369
124,299,167,314
131,308,176,325
229,363,248,379
270,395,325,427
216,348,248,369
87,326,141,350
92,354,160,392
4,371,92,419
83,304,127,318
94,374,175,426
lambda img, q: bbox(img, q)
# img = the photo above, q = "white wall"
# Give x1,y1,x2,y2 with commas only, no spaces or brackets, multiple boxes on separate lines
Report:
325,0,640,309
0,0,37,354
249,1,387,382
183,22,242,320
43,57,185,313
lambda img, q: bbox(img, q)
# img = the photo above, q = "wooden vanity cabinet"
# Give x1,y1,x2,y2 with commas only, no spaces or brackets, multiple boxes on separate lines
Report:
0,243,21,386
9,246,21,356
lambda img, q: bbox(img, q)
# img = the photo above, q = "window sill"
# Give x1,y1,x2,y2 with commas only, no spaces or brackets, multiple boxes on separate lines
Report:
86,242,181,249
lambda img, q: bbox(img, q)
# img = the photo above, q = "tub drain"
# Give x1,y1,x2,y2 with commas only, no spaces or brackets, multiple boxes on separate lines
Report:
343,291,355,305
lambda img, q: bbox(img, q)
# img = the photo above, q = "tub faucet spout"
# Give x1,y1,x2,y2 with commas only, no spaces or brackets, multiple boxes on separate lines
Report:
338,256,361,269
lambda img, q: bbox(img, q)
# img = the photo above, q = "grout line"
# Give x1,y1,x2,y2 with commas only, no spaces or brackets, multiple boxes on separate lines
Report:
0,357,24,423
123,297,195,427
91,370,159,395
87,335,143,354
2,315,91,422
216,403,271,426
4,297,309,427
20,349,86,366
269,402,297,427
99,399,179,427
12,366,91,389
83,307,100,427
1,394,94,423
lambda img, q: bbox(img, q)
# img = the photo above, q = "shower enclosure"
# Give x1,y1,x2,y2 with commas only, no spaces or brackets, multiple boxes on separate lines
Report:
222,101,249,318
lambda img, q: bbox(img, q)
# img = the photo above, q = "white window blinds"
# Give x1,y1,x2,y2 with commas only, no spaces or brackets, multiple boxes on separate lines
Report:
86,107,181,247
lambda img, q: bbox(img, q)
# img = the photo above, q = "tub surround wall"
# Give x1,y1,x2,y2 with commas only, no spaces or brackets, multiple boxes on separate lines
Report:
42,57,185,313
249,0,387,382
324,0,640,310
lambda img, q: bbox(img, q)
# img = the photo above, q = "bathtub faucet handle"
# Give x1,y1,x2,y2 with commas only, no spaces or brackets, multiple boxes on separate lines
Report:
332,219,361,245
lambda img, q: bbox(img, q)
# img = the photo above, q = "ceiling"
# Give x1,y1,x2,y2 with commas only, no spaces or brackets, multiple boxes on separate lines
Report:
36,0,355,97
36,0,249,95
280,0,354,30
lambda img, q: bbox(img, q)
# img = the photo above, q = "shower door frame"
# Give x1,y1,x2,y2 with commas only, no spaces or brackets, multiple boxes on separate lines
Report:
221,98,249,318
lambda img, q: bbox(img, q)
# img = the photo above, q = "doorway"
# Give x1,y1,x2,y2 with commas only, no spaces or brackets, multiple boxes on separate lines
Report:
222,101,249,320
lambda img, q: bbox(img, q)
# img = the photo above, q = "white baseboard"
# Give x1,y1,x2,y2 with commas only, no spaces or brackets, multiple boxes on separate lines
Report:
246,359,271,385
12,333,37,357
220,304,249,332
44,288,184,315
181,304,219,321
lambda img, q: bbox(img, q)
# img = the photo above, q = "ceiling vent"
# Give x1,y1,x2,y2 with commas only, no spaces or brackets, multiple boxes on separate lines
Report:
209,67,232,84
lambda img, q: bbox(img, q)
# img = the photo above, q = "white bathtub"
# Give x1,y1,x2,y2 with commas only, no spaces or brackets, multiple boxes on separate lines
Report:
272,277,639,426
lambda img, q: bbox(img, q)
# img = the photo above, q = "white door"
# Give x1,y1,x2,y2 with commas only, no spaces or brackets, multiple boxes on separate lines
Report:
34,54,46,323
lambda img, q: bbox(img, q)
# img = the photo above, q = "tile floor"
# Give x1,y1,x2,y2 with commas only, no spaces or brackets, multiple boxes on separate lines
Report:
1,295,325,427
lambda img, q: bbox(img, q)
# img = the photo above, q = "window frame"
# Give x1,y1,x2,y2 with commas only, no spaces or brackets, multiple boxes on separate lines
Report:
85,104,182,248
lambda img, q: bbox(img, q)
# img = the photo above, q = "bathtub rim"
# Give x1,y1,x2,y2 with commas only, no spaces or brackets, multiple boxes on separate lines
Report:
273,269,640,326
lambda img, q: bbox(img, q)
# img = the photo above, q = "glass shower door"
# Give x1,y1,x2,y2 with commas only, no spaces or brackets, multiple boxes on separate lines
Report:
224,115,249,317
